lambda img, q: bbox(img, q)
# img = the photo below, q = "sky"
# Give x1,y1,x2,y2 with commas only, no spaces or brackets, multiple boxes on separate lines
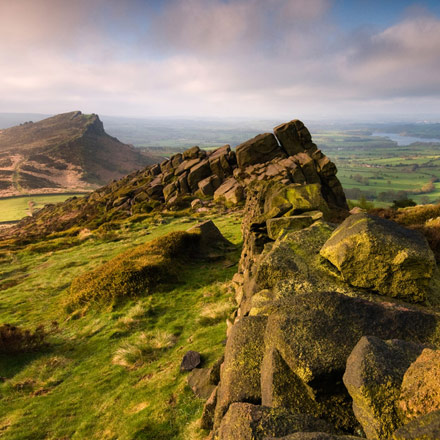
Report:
1,0,440,121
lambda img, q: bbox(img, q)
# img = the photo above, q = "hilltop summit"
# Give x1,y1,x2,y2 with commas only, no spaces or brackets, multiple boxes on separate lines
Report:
0,111,154,197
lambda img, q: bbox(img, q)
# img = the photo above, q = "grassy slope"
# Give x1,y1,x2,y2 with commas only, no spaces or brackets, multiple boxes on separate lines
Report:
0,194,89,223
0,212,242,440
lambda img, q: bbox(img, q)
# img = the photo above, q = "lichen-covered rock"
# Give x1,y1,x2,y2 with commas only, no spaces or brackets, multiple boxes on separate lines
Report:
398,348,440,422
214,316,268,428
266,212,323,240
236,133,286,169
392,410,440,439
264,291,440,432
343,336,424,439
320,213,436,302
217,403,333,440
264,184,329,218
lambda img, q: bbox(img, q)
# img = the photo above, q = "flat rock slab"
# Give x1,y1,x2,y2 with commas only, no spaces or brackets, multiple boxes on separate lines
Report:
320,213,435,302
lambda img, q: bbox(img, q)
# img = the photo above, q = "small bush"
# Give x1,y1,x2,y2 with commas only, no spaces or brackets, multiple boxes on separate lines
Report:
67,231,200,308
112,330,177,368
0,324,47,354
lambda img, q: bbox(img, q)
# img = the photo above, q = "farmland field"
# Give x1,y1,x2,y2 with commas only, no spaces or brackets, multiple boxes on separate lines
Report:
0,194,88,223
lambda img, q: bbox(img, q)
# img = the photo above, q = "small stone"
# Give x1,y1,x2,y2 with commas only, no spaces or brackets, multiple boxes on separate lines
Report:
180,350,201,372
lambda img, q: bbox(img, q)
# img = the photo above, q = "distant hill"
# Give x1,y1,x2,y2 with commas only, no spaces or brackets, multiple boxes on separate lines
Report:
0,111,157,197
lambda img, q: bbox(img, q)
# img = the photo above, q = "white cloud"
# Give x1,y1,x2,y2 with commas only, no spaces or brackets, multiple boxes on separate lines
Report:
0,0,439,119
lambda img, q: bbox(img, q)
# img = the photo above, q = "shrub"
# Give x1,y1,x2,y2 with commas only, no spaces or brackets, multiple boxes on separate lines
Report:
0,324,47,354
67,231,200,308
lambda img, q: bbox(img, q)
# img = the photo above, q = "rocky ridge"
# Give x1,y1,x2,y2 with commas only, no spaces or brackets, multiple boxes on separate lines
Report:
3,119,347,240
0,111,154,197
184,134,440,438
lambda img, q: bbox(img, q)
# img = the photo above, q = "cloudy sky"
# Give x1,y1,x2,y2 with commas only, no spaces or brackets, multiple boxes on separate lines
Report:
1,0,440,120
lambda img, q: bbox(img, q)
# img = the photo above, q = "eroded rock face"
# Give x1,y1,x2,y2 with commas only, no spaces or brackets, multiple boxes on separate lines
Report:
320,213,435,302
217,403,333,440
343,336,425,439
398,348,440,423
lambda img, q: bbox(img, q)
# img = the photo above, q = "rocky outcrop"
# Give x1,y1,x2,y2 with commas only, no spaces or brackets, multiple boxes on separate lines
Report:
206,129,440,438
5,119,347,241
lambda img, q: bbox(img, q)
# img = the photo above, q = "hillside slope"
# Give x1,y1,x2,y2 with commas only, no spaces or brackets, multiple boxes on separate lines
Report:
0,111,155,197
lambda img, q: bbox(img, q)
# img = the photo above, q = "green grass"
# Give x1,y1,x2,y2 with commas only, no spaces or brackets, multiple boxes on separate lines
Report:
0,194,89,223
0,212,242,439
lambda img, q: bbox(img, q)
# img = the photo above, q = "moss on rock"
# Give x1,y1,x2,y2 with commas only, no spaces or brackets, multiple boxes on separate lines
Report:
320,213,436,302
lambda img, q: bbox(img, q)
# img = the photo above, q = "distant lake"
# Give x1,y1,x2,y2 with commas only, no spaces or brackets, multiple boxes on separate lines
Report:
373,132,440,146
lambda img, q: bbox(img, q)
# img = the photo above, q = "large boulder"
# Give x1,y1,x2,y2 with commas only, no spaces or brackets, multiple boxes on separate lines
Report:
398,348,440,423
343,336,424,439
392,410,440,440
217,403,333,440
263,291,440,432
273,120,306,156
236,133,286,169
214,316,268,428
320,213,436,302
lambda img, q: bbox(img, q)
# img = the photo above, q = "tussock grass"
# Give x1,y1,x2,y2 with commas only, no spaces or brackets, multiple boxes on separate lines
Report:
113,330,177,368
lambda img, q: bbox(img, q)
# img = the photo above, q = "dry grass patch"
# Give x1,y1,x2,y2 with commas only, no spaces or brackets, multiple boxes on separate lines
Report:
112,330,177,369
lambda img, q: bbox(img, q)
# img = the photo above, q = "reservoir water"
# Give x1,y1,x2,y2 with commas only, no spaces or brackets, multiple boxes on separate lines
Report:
373,132,440,146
